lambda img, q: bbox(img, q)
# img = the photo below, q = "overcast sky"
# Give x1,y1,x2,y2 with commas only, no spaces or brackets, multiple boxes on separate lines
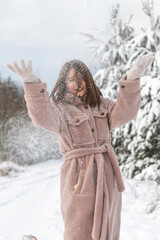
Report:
0,0,160,92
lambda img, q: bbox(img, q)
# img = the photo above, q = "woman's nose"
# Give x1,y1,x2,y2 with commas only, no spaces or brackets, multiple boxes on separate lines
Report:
73,82,78,89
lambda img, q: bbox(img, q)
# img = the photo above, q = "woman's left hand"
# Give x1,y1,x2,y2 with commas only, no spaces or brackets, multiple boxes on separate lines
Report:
5,59,39,84
126,53,154,81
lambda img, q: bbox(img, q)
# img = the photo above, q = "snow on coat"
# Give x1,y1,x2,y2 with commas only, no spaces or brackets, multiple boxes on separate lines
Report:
23,75,141,240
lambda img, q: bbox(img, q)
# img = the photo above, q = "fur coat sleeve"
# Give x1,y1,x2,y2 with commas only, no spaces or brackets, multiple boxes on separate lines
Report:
23,79,64,135
102,75,141,131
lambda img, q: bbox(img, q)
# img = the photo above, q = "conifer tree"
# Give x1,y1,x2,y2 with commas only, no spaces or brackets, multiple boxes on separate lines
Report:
81,1,160,182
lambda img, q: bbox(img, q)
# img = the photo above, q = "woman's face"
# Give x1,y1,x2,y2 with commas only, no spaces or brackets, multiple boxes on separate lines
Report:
65,68,87,97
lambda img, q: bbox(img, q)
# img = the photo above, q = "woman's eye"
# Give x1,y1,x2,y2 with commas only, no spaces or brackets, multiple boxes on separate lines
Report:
66,78,75,82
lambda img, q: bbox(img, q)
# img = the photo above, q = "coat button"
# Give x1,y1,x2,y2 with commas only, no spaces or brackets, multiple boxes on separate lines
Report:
84,106,88,109
101,112,104,115
121,85,125,88
91,128,94,132
40,89,45,93
75,119,79,123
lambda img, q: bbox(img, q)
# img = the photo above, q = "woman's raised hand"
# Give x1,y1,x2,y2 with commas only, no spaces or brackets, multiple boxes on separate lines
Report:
5,59,39,83
127,53,154,81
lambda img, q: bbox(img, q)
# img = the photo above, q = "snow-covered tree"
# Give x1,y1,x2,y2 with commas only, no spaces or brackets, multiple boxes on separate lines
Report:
120,0,160,183
0,77,61,165
81,1,160,183
0,110,61,165
123,76,160,182
80,4,135,99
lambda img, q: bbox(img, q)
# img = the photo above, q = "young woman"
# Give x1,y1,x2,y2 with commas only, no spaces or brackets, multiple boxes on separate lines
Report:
6,53,153,240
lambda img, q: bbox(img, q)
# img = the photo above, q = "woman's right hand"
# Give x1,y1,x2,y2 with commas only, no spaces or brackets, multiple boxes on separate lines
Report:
5,59,39,84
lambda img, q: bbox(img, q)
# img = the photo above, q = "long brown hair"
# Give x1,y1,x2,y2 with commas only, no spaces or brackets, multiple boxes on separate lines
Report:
49,59,103,107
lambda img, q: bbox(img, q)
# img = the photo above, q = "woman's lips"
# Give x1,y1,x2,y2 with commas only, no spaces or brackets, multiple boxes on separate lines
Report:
74,87,83,91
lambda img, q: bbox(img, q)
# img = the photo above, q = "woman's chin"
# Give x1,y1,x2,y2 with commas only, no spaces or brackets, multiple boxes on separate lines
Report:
68,90,86,97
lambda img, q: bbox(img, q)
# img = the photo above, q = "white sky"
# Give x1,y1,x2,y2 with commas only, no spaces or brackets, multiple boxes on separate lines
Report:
0,0,160,91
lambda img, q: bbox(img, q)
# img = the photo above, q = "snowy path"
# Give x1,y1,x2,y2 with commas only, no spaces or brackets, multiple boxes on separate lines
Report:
0,159,159,240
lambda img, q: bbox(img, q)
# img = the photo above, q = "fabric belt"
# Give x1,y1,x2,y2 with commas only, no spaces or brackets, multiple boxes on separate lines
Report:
63,142,125,240
63,142,125,192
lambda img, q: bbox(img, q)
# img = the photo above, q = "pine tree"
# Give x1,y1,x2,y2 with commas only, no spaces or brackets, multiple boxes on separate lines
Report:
80,4,135,99
0,76,61,165
121,0,160,182
81,1,160,183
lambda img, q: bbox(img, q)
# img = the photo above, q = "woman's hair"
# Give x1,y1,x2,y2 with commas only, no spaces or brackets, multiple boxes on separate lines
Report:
49,59,103,107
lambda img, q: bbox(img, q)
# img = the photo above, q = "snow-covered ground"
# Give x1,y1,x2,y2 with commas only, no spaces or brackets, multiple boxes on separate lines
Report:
0,159,160,240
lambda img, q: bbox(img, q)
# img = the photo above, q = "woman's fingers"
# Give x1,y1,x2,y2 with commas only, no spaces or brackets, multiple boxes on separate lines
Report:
5,64,16,73
136,55,143,66
12,61,22,74
27,59,33,72
137,53,154,69
20,58,27,71
144,54,154,69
